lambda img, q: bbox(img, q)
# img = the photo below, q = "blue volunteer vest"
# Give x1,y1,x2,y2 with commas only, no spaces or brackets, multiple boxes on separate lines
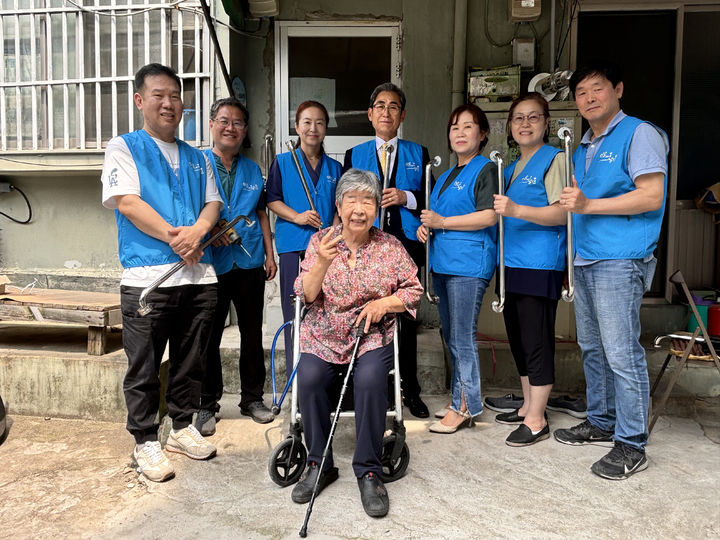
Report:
572,116,667,260
350,139,423,239
430,154,497,279
205,149,265,274
274,150,340,254
115,130,211,268
503,145,566,270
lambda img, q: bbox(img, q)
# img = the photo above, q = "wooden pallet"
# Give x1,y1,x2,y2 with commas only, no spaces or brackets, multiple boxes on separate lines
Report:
0,288,121,355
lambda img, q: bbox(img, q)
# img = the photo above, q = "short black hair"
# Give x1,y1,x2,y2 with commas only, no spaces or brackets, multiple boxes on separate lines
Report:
210,97,249,123
134,63,182,93
369,83,406,111
569,60,622,93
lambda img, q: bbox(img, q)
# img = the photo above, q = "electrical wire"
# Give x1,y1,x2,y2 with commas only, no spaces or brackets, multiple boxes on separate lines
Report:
484,0,519,48
63,0,185,17
0,185,33,224
555,0,579,69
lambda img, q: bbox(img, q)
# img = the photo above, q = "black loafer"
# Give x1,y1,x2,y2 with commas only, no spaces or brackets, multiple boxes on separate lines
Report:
495,409,525,425
403,395,429,418
291,461,339,504
505,423,550,447
357,472,389,517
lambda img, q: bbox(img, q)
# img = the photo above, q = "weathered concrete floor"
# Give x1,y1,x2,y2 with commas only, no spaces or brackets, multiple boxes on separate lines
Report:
1,394,718,540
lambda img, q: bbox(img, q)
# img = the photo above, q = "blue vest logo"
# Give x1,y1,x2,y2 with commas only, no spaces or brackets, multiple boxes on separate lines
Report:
598,151,618,164
405,160,420,173
326,174,338,184
108,167,118,187
242,181,260,191
519,174,538,185
452,180,466,191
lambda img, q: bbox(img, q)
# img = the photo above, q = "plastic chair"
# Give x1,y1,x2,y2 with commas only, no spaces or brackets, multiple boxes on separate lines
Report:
649,270,720,433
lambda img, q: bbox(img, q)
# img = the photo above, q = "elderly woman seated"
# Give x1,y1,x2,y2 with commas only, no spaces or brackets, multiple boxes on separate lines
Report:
290,168,423,518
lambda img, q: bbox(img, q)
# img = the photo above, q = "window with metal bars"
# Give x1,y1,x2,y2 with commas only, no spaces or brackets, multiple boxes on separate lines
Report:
0,0,211,152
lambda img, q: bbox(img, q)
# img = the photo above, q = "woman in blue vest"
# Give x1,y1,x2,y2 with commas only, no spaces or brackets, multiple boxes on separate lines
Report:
266,101,342,376
492,93,567,446
417,103,498,434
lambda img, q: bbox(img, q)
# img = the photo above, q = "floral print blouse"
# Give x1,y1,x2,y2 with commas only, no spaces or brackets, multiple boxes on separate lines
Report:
294,224,423,364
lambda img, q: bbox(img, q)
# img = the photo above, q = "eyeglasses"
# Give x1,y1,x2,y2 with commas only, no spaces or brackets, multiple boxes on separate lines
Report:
215,118,247,129
511,113,545,125
372,103,402,114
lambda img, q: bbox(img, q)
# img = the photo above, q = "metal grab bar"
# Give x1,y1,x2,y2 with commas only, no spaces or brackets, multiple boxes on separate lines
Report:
558,126,575,302
284,140,321,229
262,134,274,183
378,145,394,231
423,155,442,304
490,150,505,313
137,214,255,315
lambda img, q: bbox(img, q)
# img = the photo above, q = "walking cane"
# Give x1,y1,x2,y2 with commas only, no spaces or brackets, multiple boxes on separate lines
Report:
490,151,505,313
558,127,575,302
284,140,322,229
424,155,442,304
299,322,367,538
378,145,394,231
137,214,255,315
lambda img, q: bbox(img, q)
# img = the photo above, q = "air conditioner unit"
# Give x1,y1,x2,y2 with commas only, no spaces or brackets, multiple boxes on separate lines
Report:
248,0,278,18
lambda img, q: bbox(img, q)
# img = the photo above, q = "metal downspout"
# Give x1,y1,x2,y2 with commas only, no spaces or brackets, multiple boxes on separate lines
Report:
451,0,468,110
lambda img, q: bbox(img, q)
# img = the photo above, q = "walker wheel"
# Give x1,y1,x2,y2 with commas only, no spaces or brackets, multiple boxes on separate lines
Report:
380,435,409,482
268,437,307,487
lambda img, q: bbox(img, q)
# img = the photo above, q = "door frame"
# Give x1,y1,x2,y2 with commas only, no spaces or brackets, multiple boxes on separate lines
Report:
274,20,402,159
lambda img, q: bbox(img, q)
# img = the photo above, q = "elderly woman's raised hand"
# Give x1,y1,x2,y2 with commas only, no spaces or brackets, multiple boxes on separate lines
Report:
317,230,343,267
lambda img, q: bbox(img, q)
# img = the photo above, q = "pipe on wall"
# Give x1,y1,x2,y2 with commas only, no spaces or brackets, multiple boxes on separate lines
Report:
451,0,468,110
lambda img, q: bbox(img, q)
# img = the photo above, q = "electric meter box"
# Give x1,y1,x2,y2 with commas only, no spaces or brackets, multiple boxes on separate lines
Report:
509,0,542,21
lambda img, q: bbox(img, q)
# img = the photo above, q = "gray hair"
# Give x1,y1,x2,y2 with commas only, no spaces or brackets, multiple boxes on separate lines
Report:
335,168,382,207
369,82,406,111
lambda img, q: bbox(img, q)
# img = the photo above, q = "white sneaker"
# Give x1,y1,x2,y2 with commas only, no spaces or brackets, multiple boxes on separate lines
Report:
133,441,174,482
165,424,217,460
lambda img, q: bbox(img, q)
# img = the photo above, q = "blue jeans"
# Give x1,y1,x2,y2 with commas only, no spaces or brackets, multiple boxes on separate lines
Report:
574,258,656,449
433,273,489,416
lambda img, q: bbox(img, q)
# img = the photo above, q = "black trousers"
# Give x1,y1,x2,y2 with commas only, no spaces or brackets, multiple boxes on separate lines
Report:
297,344,393,478
278,251,303,377
201,267,267,411
502,291,558,386
121,283,217,444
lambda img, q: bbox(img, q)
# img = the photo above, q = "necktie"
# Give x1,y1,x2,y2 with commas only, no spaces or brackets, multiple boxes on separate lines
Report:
380,143,389,178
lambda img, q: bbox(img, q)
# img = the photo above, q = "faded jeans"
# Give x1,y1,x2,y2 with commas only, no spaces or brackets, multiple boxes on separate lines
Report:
574,257,656,449
433,273,489,416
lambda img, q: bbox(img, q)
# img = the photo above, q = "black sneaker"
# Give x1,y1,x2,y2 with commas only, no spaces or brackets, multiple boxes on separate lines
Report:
291,461,339,504
484,393,524,413
194,409,216,436
506,423,550,447
591,441,648,480
553,419,613,445
547,395,588,418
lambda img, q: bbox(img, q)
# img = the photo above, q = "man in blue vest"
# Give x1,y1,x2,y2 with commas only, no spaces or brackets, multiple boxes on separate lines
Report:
343,83,430,418
195,97,277,433
101,64,223,482
554,61,668,480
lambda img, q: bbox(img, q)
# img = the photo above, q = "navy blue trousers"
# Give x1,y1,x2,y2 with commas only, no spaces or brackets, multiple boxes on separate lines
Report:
297,344,393,478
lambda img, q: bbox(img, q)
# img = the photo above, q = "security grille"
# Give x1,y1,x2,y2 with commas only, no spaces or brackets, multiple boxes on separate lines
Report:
0,0,211,151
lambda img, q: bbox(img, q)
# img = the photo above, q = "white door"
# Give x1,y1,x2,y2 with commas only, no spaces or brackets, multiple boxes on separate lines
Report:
275,22,401,163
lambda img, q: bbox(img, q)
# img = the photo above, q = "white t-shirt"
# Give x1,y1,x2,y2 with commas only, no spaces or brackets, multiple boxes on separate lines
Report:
101,134,222,287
